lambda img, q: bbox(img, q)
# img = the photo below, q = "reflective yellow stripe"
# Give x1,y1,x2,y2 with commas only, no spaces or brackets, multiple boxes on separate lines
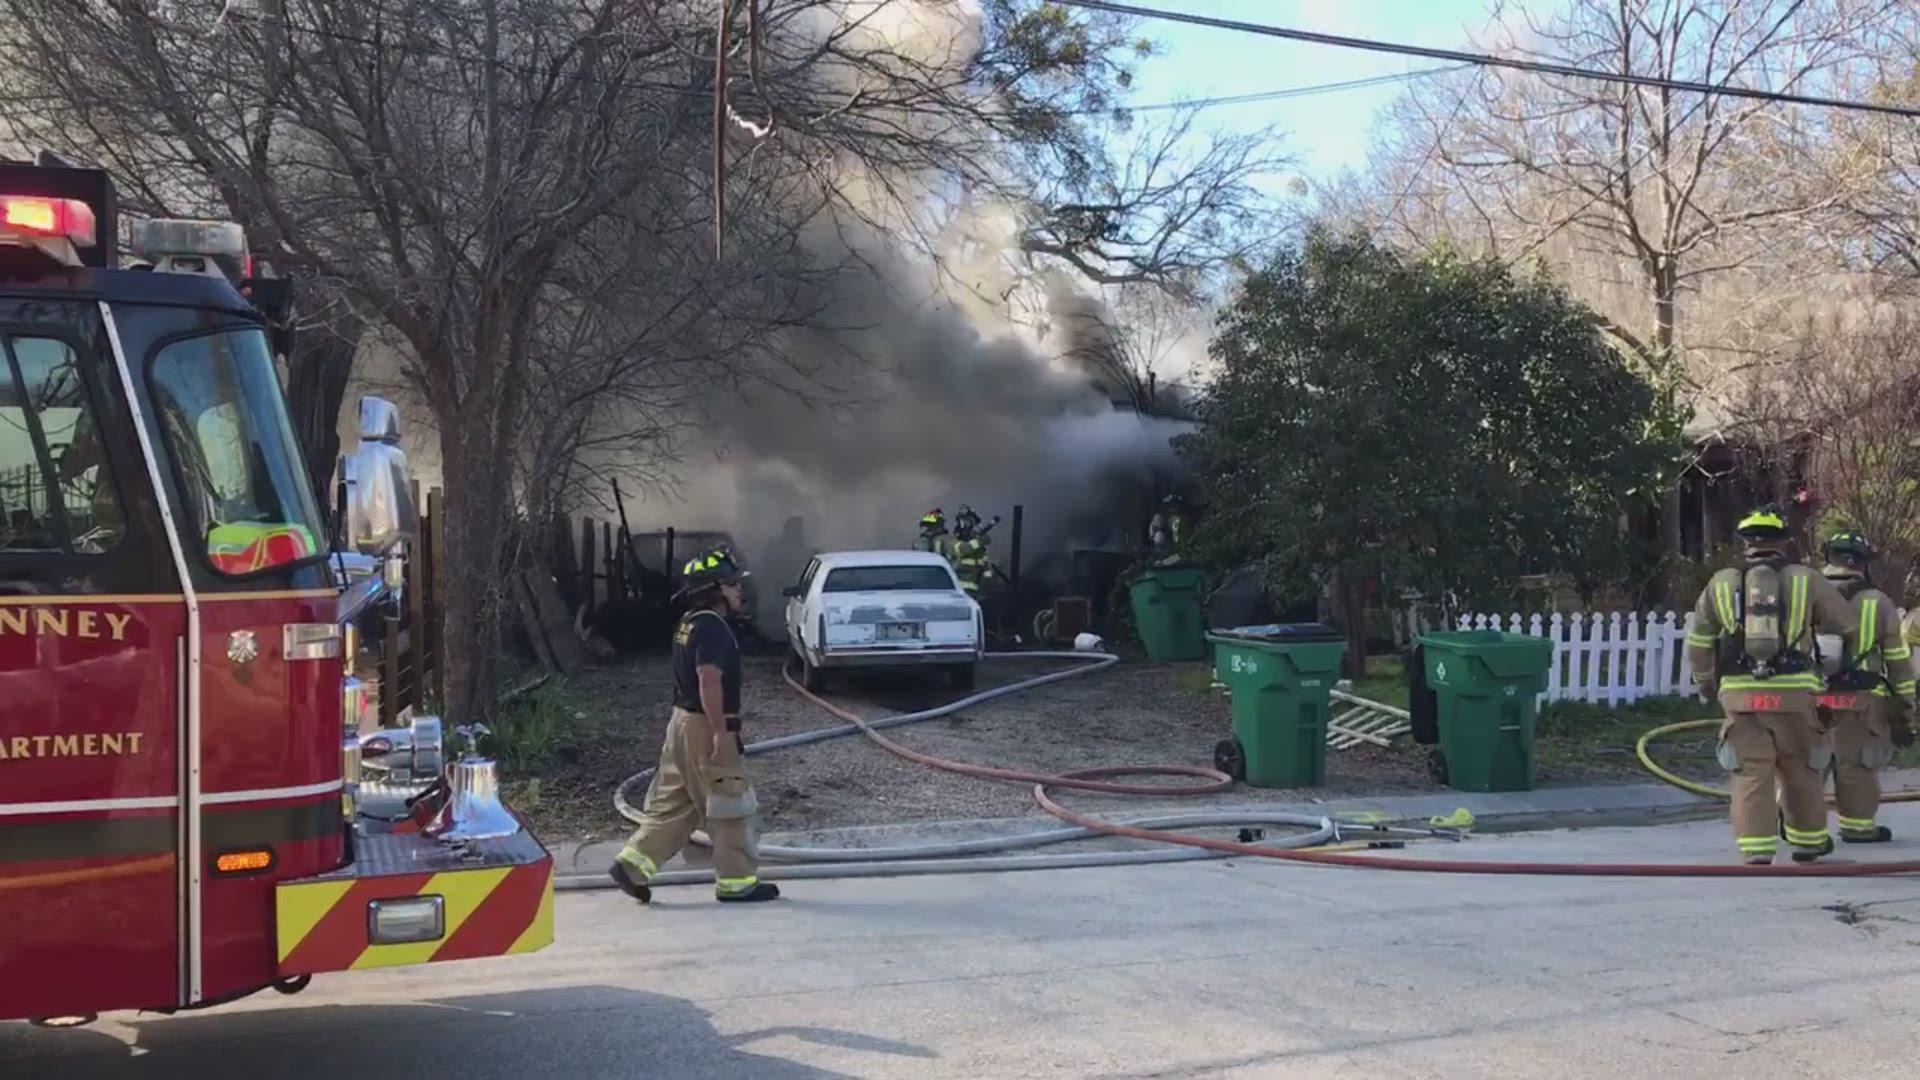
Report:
1789,572,1808,646
1839,816,1878,831
1883,645,1911,661
1736,837,1778,852
1860,597,1879,657
1896,680,1916,695
1784,827,1831,847
1686,633,1717,648
616,848,658,878
1722,674,1824,691
1714,579,1737,634
716,876,759,893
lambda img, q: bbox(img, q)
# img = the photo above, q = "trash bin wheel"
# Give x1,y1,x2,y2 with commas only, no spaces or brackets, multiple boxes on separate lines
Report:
1214,737,1246,782
1426,748,1449,786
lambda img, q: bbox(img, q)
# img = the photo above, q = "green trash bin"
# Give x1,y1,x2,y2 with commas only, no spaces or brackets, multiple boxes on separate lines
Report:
1206,625,1348,788
1128,566,1208,661
1419,630,1554,792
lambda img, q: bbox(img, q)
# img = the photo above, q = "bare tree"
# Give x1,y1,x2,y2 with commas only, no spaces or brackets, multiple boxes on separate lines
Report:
1821,15,1920,282
0,0,1268,717
1354,0,1896,554
1049,276,1206,415
1737,300,1920,589
1015,107,1289,296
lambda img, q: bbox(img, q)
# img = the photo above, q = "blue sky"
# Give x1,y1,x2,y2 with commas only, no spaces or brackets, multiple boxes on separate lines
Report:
1123,0,1518,178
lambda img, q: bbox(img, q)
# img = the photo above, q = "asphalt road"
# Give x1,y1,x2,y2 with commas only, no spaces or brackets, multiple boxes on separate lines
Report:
10,810,1920,1079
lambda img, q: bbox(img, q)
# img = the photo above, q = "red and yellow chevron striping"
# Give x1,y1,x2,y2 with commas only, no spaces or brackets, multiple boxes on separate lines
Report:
275,858,554,975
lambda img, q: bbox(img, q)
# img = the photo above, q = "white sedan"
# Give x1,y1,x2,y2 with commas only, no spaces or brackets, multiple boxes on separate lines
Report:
783,550,984,692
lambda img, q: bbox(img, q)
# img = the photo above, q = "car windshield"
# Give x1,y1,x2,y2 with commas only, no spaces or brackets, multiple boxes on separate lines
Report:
822,565,957,593
149,327,326,576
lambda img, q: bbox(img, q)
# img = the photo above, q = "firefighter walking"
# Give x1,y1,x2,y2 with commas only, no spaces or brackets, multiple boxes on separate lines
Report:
1687,508,1858,865
610,550,780,903
1818,529,1916,843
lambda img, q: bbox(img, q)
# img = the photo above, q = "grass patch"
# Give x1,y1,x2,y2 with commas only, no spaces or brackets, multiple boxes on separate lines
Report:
1175,665,1219,698
1535,695,1722,778
1347,656,1408,712
485,676,593,777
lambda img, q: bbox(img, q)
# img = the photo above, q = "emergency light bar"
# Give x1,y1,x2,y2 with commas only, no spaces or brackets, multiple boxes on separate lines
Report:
0,194,97,245
128,216,253,280
0,194,99,266
127,217,246,260
0,159,117,267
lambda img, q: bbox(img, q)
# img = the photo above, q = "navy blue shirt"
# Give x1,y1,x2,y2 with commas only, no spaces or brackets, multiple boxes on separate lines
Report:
673,609,741,716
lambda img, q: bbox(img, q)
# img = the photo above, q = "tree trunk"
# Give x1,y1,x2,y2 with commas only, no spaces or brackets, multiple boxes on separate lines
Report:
1335,566,1369,680
1653,258,1684,560
438,417,514,724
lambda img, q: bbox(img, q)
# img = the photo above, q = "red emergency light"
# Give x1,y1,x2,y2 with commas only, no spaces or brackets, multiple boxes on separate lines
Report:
1,194,96,240
0,193,97,246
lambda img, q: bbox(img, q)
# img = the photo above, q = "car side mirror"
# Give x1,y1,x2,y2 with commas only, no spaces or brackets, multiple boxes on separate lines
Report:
782,585,803,599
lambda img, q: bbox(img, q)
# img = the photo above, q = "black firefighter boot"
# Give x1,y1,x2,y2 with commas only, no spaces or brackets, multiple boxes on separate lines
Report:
717,881,781,903
1841,823,1895,844
608,858,653,904
1791,835,1836,864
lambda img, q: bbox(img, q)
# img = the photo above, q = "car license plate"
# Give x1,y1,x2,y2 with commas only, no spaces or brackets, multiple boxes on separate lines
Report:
876,622,924,642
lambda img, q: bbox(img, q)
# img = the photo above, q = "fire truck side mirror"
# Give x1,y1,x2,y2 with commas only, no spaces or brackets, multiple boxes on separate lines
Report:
241,274,296,355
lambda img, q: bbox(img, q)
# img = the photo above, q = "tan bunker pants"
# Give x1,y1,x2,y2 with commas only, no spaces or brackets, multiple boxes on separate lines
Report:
620,708,761,895
1719,693,1831,861
1826,696,1893,835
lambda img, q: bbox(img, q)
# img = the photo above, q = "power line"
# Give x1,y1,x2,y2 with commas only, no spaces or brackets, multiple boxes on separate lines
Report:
282,12,1458,117
1052,0,1920,120
1092,64,1469,116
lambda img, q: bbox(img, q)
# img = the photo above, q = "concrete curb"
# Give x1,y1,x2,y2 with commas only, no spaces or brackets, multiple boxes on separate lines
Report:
554,768,1920,876
553,779,1755,875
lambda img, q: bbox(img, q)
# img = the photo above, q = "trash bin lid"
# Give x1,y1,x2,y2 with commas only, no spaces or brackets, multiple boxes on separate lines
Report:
1209,621,1344,643
1418,629,1552,678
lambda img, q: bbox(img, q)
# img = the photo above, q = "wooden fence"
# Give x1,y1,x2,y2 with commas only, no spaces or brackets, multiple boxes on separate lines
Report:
364,484,445,725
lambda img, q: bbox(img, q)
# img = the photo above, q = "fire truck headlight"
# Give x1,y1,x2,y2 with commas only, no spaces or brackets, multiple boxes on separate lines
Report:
367,896,445,945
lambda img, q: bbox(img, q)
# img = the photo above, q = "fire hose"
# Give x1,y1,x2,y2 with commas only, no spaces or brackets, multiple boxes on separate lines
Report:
566,653,1920,891
578,652,1348,889
1636,717,1920,804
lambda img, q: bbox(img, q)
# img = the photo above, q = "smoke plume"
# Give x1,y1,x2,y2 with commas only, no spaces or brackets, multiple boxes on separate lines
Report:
622,214,1192,595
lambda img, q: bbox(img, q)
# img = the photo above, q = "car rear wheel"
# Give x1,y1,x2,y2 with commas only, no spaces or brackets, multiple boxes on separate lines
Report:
797,648,829,694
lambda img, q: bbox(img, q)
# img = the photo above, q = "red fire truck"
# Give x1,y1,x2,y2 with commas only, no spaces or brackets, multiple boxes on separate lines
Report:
0,159,553,1025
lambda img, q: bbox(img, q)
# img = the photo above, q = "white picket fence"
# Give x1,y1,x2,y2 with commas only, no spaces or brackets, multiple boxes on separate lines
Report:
1448,611,1698,706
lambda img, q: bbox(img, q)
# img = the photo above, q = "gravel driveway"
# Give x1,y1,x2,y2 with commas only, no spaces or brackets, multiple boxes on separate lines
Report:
518,650,1436,843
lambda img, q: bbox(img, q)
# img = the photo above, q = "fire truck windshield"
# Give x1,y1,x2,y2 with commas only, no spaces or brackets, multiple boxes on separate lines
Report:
149,327,325,576
0,334,124,554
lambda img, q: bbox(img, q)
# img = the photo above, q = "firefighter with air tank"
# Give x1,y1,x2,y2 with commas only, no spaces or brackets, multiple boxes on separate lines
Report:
1687,508,1858,865
1816,529,1916,843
